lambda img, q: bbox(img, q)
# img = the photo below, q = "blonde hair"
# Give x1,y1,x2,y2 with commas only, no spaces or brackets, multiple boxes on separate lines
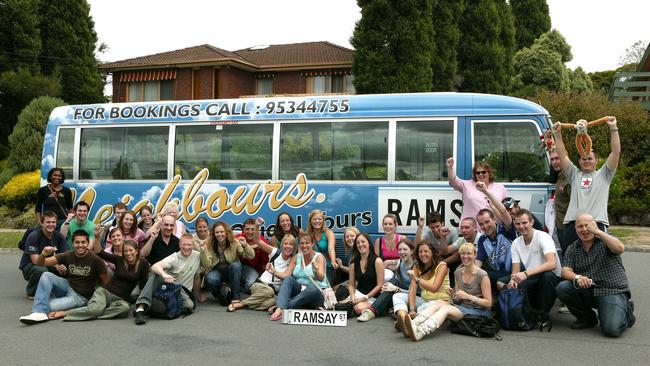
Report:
306,209,326,237
458,242,477,255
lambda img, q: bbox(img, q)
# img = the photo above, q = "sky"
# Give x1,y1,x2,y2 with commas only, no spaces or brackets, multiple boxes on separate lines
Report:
89,0,648,73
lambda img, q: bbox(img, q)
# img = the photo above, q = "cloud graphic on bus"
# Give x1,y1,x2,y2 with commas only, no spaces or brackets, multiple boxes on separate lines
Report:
328,188,358,205
41,154,54,170
141,186,162,202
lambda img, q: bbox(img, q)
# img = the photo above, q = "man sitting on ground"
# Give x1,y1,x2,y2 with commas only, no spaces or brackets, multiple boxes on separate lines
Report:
19,211,68,299
555,213,635,338
236,218,269,294
140,215,180,265
133,234,201,325
19,230,108,324
505,209,561,327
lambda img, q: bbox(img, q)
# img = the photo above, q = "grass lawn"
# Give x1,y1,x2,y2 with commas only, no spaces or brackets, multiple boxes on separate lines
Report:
0,231,24,249
610,228,634,238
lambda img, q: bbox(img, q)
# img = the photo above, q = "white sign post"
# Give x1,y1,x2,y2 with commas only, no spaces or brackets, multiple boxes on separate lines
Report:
282,309,347,327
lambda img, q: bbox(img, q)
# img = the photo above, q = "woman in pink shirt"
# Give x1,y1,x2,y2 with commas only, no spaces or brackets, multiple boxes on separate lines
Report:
447,157,508,223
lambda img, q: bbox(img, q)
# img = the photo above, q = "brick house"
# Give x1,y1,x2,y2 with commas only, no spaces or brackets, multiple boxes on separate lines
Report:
99,41,355,102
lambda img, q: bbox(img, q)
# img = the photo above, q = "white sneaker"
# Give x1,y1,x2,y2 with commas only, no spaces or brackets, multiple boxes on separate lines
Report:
357,310,375,322
19,312,48,325
558,305,570,314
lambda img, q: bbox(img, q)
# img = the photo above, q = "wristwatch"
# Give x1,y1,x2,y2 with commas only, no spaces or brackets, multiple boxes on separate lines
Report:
574,275,582,281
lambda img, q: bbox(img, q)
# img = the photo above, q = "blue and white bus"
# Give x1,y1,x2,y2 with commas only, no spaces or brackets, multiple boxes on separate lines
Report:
42,92,552,236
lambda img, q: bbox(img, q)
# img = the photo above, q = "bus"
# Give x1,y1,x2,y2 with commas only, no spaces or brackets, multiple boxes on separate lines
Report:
43,92,552,237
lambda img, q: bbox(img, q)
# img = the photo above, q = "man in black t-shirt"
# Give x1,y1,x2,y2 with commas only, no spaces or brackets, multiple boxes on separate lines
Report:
140,215,180,265
19,211,68,297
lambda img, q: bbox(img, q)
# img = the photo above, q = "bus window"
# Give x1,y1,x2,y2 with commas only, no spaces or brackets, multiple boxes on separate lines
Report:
175,124,272,180
280,121,388,180
474,121,549,183
79,126,168,180
56,128,75,179
395,120,454,181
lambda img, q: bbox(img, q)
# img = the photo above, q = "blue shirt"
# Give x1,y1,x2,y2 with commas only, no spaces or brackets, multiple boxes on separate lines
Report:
476,224,516,272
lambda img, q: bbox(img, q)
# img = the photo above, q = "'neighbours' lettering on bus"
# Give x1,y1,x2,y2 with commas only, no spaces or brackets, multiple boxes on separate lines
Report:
73,170,317,224
71,98,351,121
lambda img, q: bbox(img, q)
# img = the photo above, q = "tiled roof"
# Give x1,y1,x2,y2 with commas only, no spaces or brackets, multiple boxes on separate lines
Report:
100,42,353,71
235,41,353,67
100,44,251,69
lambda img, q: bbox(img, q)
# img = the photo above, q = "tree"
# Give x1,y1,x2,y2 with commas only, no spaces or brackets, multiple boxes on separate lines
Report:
536,29,572,63
568,67,593,95
511,29,583,96
589,70,616,94
0,0,41,74
7,96,67,174
457,0,512,94
0,68,61,149
617,40,647,68
430,0,463,91
352,0,435,93
38,0,104,104
510,0,551,50
496,0,516,94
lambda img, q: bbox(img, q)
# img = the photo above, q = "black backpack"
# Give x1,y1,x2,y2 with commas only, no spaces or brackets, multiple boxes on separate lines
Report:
450,315,502,340
18,227,40,251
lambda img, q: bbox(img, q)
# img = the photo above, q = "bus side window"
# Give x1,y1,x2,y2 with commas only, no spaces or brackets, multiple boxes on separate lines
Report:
395,120,454,181
56,128,75,180
473,121,549,183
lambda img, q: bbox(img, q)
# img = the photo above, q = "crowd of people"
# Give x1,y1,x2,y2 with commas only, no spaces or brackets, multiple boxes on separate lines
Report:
19,117,635,339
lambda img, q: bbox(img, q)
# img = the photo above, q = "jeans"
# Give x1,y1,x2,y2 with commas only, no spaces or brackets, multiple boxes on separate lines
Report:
276,276,323,310
32,272,87,314
499,271,560,317
204,261,243,300
556,280,632,337
21,263,58,297
241,264,260,294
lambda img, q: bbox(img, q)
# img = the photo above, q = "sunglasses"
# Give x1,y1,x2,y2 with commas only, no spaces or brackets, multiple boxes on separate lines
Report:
475,171,488,175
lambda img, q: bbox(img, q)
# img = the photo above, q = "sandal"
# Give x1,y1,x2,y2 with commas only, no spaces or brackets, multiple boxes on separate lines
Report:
48,311,66,320
268,309,283,321
267,305,277,314
227,301,245,312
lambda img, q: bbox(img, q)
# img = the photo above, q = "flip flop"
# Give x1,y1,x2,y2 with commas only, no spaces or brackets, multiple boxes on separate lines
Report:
267,305,277,314
268,310,283,321
48,311,66,320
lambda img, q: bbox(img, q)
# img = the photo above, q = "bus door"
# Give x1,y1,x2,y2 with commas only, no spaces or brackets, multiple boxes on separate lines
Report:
468,116,552,226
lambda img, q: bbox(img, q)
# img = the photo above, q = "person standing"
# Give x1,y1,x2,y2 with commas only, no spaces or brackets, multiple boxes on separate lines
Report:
552,117,619,247
35,167,73,228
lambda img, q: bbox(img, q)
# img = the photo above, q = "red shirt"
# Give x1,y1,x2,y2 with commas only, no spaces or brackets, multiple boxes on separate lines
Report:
235,233,269,274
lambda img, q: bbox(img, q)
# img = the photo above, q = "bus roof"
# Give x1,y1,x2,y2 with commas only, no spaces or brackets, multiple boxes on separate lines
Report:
49,92,549,126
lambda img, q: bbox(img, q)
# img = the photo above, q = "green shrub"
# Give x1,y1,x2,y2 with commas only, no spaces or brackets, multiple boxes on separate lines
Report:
608,158,650,222
0,170,40,210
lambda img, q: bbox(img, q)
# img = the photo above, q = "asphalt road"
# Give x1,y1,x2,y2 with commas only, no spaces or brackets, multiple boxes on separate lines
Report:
2,252,649,366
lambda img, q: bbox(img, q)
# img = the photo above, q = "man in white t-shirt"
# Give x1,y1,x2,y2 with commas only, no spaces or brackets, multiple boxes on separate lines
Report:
506,209,561,324
133,234,200,325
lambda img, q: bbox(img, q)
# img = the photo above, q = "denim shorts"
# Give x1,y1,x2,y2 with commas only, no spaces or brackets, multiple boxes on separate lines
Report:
454,304,491,317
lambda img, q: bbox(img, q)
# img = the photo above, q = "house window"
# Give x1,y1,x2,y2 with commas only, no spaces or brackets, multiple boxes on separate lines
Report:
306,74,354,94
127,80,174,102
256,79,273,95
